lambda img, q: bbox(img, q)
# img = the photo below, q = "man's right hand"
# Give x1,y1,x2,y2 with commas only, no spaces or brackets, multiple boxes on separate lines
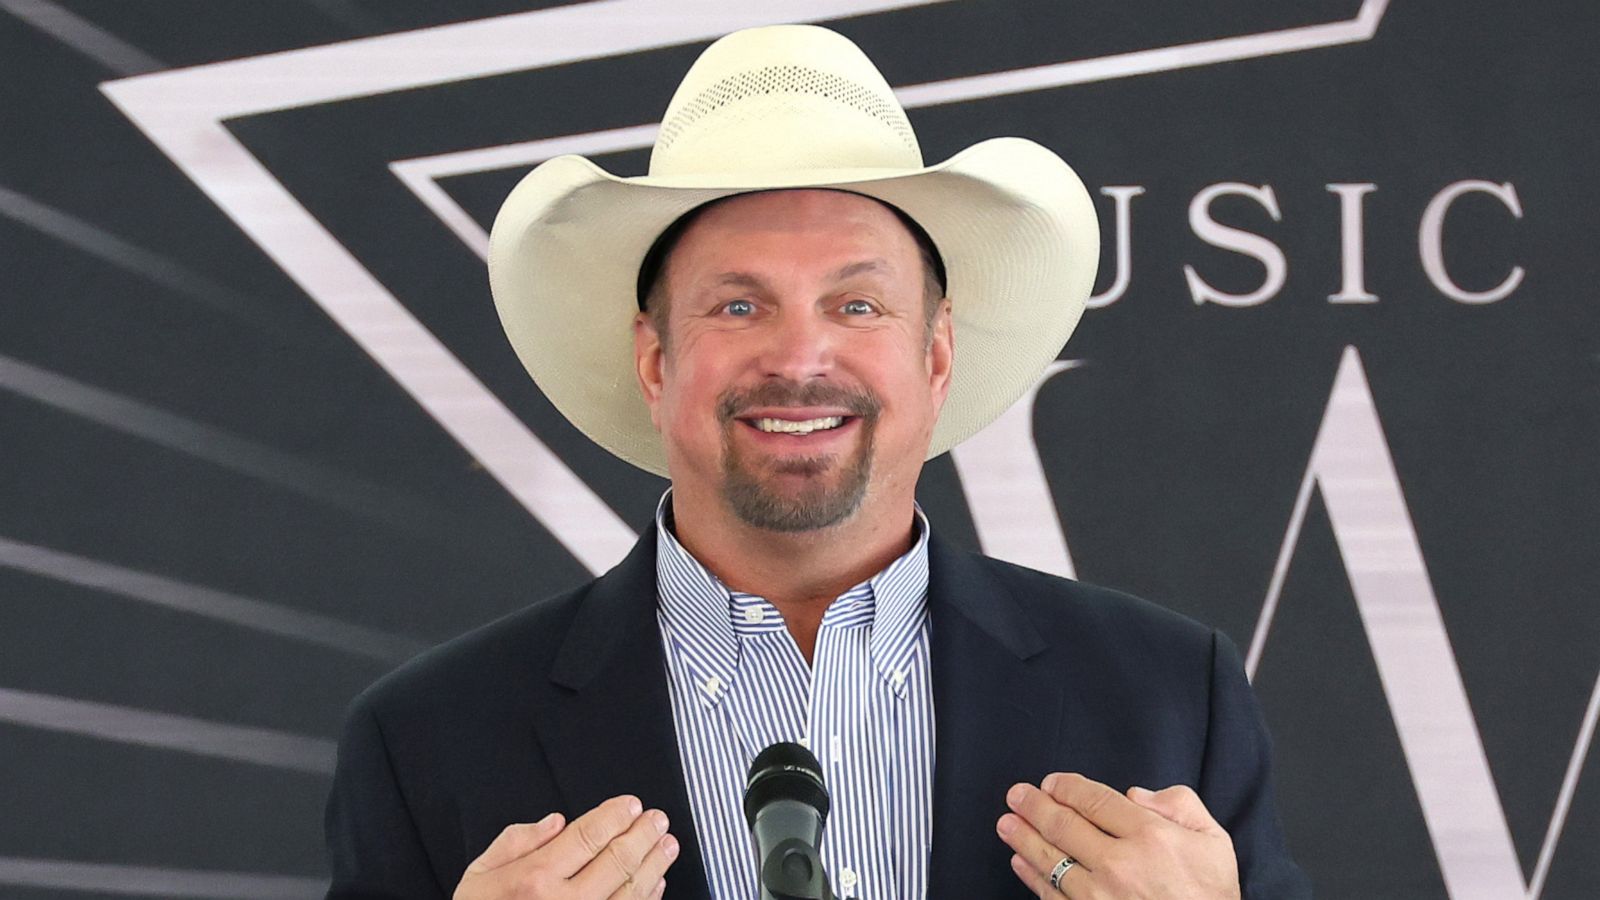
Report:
454,795,680,899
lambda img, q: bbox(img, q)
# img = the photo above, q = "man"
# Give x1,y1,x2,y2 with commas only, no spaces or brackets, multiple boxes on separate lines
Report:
325,24,1310,900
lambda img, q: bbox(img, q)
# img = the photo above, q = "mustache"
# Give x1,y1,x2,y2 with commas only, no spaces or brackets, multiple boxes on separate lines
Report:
716,379,882,424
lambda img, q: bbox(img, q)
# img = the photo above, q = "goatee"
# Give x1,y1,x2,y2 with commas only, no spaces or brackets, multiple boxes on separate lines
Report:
717,380,881,533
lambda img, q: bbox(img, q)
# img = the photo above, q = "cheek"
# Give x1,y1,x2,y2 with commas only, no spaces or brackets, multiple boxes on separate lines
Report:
658,366,727,444
861,385,936,452
664,334,748,411
658,386,702,435
875,343,940,408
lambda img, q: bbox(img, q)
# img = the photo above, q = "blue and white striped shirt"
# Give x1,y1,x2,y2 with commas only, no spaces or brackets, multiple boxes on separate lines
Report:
654,495,935,900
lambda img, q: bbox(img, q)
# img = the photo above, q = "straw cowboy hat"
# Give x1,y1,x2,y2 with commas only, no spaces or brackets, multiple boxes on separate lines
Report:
488,24,1099,476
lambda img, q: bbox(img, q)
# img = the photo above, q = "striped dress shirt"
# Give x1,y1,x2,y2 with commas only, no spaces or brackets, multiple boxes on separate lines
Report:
654,496,936,900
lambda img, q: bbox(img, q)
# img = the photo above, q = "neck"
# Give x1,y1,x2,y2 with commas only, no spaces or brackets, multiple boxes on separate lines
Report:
667,483,917,661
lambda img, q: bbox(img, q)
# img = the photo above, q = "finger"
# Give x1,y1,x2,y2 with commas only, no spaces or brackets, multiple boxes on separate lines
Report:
569,807,671,896
1008,851,1089,899
1005,784,1114,865
605,830,679,900
1007,851,1050,897
1040,772,1155,838
466,812,566,873
997,811,1099,882
540,795,645,879
1128,784,1227,836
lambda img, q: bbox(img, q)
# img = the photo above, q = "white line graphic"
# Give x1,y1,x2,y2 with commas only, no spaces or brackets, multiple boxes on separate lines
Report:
101,0,941,575
1,0,163,75
0,536,423,662
949,360,1081,579
0,354,479,544
103,0,1390,574
0,856,323,899
389,1,1393,265
0,687,336,774
1247,348,1598,900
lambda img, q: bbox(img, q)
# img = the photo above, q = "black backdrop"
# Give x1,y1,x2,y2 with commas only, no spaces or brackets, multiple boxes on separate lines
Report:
2,1,1597,897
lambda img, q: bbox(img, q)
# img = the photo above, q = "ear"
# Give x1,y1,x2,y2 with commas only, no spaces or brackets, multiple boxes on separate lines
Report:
633,311,666,429
926,297,955,412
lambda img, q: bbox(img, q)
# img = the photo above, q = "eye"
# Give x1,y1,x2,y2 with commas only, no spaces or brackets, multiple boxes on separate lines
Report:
723,299,756,317
840,299,875,315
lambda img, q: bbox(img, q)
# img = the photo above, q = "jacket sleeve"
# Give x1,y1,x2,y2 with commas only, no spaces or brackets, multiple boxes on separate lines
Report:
324,696,450,899
1199,631,1315,899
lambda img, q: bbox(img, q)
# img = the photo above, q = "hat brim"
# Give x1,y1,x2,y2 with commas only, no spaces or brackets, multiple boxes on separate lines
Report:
488,136,1099,477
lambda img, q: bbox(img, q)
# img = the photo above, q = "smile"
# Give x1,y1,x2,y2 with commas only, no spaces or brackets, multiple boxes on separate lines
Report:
751,416,846,435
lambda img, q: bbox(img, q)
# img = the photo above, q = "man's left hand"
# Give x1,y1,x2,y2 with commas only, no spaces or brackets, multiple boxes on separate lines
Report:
995,773,1241,899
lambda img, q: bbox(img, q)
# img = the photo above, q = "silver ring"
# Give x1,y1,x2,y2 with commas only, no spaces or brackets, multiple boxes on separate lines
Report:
1048,855,1077,891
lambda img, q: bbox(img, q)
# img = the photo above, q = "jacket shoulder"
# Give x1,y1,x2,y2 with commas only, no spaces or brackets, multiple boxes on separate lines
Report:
968,551,1216,653
351,581,590,725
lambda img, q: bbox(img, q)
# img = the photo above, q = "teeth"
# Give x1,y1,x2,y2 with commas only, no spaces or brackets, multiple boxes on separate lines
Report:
754,416,844,434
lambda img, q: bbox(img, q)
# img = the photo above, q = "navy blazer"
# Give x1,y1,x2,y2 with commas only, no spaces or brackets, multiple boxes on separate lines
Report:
325,528,1311,898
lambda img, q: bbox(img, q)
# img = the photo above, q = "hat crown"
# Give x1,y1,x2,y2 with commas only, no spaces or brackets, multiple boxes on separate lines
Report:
650,25,922,177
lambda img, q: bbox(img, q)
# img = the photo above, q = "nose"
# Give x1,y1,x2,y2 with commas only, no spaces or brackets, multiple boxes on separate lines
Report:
757,306,835,382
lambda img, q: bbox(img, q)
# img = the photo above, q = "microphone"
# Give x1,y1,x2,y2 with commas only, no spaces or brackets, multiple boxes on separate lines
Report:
744,742,835,900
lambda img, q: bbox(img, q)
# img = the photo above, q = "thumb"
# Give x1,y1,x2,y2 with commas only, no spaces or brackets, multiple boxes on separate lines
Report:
1127,785,1226,836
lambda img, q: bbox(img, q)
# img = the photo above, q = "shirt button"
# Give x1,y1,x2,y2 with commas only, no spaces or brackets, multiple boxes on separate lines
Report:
891,669,906,687
840,867,859,891
743,606,765,624
702,675,722,694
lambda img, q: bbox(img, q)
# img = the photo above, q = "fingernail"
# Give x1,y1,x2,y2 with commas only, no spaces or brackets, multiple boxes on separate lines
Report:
663,835,680,860
651,809,669,834
1042,773,1059,793
628,795,643,816
1007,783,1027,806
1129,785,1152,799
1010,853,1027,875
996,814,1016,837
536,811,559,828
655,878,667,898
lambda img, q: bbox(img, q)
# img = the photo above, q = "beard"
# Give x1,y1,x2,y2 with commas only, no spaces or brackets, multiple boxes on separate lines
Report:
717,379,881,533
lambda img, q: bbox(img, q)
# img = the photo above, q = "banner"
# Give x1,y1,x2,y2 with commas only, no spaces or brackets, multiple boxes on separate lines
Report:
3,1,1595,896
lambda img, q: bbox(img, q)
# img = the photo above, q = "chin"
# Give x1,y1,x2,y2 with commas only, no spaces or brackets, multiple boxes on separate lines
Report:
722,462,871,534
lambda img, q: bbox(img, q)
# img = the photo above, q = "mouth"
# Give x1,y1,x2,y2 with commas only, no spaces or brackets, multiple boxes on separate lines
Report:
716,383,880,451
747,415,848,435
732,411,862,449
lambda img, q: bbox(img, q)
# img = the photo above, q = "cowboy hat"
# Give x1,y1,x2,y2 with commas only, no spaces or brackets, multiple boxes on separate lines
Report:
489,24,1098,477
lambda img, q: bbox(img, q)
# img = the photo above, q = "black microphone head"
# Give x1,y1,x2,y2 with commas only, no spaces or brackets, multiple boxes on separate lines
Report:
744,741,830,829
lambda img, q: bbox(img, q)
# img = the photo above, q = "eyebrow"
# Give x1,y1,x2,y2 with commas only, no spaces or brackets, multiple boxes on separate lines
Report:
828,258,892,282
708,272,767,291
704,259,893,292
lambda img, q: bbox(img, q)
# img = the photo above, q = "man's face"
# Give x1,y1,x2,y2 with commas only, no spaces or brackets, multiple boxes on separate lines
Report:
634,190,953,533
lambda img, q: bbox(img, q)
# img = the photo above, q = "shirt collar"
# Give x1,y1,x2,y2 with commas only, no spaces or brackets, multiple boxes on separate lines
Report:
654,490,930,704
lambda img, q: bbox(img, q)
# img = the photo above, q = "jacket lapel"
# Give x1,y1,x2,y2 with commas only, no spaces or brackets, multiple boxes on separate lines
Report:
925,534,1065,900
532,527,713,900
